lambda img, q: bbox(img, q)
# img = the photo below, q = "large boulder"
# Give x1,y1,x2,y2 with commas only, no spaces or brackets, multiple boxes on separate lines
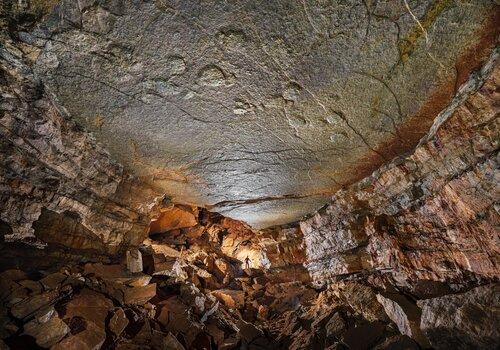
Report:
418,284,500,349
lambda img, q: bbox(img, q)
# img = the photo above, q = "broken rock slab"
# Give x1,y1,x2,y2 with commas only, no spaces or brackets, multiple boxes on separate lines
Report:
10,290,59,319
52,319,106,350
376,293,430,348
123,284,157,305
64,288,113,328
336,282,388,322
149,206,198,233
109,308,128,337
211,289,245,309
23,309,69,348
418,283,500,350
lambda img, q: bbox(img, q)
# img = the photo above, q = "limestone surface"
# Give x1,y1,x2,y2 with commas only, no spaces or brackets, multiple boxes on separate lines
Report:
32,0,499,227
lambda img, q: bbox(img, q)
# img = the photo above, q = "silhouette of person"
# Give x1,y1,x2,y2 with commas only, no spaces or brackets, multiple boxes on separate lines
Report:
244,256,251,269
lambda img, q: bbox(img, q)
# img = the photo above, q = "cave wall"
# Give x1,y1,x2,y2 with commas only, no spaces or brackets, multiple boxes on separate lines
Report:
26,0,500,227
0,25,161,254
300,52,499,295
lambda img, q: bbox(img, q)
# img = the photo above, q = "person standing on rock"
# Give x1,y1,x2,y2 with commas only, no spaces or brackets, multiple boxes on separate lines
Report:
245,256,251,269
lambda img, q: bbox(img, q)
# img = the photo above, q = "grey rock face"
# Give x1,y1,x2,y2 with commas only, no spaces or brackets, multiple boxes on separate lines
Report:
418,284,500,350
0,37,159,252
33,0,499,227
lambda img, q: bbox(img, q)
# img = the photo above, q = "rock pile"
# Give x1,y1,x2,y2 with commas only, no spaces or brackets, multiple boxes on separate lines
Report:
5,204,488,349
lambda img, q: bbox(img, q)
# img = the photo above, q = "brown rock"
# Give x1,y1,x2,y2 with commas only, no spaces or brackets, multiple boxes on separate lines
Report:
162,332,186,350
418,284,500,350
23,310,69,348
123,284,156,305
83,263,151,286
236,319,264,342
65,288,113,327
109,308,128,337
11,290,58,319
211,289,245,309
84,263,125,279
0,269,27,282
219,337,239,350
39,272,67,290
338,282,388,322
149,206,198,233
325,312,346,339
125,274,152,288
157,297,192,333
257,305,269,320
206,322,225,346
376,293,430,348
52,320,106,350
18,280,42,294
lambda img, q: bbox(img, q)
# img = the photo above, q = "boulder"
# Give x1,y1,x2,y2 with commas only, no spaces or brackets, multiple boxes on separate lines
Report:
65,288,113,327
157,332,186,350
123,284,156,305
109,308,128,337
325,312,346,339
18,280,42,294
337,282,388,322
11,290,58,319
52,320,106,350
157,297,192,334
23,309,69,348
376,293,430,348
149,206,198,233
39,272,67,290
0,269,27,282
211,289,245,309
418,284,500,350
83,263,151,286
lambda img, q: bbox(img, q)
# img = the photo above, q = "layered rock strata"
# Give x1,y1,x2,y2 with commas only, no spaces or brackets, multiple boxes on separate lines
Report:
1,27,161,253
301,53,500,294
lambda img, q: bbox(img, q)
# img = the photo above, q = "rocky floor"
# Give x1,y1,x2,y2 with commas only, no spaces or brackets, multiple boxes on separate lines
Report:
1,206,498,349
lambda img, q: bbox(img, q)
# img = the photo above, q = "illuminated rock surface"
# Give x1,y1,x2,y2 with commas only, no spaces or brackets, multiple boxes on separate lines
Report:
0,1,499,349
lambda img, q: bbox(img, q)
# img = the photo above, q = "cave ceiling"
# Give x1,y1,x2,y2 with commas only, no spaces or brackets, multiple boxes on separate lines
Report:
33,0,498,227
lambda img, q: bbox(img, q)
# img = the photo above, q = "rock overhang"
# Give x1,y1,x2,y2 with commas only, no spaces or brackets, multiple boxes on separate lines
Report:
32,0,499,228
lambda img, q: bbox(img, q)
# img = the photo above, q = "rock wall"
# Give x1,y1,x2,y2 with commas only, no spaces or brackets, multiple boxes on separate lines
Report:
301,49,499,294
0,10,161,254
26,0,500,227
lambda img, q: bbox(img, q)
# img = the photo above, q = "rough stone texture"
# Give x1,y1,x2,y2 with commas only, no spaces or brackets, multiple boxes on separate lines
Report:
126,248,143,273
23,309,69,348
376,293,430,348
301,56,500,291
30,0,499,227
0,35,161,253
418,284,500,349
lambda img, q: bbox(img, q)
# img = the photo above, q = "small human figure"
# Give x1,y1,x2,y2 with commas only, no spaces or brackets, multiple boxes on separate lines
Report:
244,256,251,269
